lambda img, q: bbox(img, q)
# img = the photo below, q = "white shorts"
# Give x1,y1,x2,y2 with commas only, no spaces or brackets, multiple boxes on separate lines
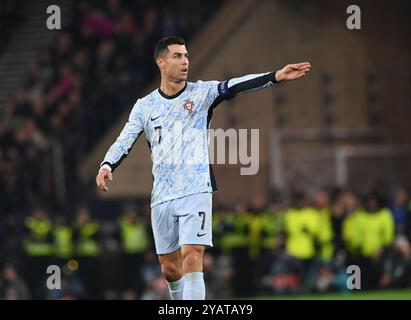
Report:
151,192,213,255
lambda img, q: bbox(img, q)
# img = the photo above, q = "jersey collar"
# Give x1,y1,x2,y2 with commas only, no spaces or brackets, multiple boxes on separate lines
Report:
158,82,187,99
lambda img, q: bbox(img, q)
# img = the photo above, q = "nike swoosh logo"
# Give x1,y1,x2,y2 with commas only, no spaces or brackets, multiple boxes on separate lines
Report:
197,232,207,237
151,115,161,121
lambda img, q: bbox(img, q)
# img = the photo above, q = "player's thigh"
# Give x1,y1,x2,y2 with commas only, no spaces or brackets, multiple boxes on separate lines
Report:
151,200,180,255
176,192,213,247
158,248,182,266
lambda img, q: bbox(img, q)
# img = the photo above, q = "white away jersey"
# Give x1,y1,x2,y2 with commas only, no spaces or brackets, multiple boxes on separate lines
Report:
101,72,277,207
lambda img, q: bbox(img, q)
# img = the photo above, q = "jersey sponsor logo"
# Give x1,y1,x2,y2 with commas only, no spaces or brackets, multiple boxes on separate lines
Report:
183,99,194,114
197,232,207,237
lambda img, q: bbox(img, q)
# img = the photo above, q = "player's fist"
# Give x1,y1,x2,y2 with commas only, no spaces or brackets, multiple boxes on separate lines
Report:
275,62,311,81
96,168,113,192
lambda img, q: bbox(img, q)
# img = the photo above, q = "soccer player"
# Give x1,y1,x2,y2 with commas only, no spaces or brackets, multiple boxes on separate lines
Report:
96,36,311,300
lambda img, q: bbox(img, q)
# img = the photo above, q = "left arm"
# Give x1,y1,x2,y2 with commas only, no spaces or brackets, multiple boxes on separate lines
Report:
218,62,311,101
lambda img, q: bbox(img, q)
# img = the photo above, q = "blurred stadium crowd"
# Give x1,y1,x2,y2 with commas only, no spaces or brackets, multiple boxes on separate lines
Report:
1,188,411,299
0,0,224,300
0,0,222,214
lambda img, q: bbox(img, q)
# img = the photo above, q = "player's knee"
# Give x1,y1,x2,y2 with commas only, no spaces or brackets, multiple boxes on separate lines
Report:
182,249,203,272
161,261,182,281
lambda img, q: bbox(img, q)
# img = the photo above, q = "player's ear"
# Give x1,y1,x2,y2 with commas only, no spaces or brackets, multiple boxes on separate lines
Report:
156,57,165,70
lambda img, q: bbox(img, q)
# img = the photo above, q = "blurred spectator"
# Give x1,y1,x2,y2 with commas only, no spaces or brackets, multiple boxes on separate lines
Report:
140,277,169,300
283,193,319,289
356,194,395,290
330,195,348,262
264,252,305,295
117,204,150,296
45,266,87,300
388,188,410,235
220,202,254,297
121,289,138,300
312,190,334,262
0,262,31,300
380,236,411,289
73,206,102,299
22,208,54,298
313,262,348,294
203,252,232,299
342,191,364,265
53,214,74,266
140,250,169,300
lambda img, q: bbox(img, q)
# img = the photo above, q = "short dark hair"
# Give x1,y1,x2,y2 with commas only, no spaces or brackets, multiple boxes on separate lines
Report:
154,36,185,61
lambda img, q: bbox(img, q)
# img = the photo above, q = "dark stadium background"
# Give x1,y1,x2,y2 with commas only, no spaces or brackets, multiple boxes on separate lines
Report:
0,0,411,300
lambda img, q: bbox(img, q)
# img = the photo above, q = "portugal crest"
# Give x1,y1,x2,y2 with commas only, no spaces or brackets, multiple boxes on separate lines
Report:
183,99,194,114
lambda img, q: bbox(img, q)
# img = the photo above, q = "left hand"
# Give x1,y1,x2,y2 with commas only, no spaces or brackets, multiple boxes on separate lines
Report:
275,62,311,81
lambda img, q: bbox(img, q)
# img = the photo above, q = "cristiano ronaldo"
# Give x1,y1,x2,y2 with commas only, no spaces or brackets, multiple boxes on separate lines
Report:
96,36,311,300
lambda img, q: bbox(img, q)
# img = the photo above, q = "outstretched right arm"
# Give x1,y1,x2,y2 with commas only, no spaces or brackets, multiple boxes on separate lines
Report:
96,100,144,192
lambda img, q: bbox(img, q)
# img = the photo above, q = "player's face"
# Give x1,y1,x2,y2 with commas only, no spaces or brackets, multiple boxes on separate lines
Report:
163,44,189,82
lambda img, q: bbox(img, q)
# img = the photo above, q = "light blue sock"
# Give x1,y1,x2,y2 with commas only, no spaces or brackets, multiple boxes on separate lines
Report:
167,277,185,300
183,272,205,300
